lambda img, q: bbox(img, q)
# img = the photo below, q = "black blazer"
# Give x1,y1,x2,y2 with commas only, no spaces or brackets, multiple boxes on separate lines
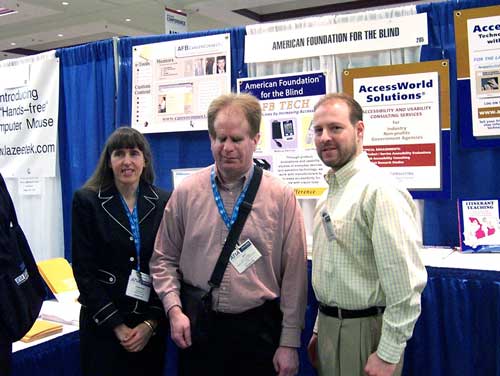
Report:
0,174,14,345
72,180,170,331
0,174,12,259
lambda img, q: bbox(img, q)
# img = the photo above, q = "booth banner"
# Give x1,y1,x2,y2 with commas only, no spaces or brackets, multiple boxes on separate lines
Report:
352,71,442,191
237,72,329,199
245,13,427,63
132,33,231,133
0,52,59,178
165,7,187,35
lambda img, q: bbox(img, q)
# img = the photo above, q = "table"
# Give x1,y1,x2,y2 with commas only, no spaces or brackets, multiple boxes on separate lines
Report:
403,265,500,376
12,252,500,376
302,251,500,376
12,326,81,376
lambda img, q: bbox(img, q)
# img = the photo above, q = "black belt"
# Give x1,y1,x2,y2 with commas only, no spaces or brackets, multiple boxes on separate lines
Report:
318,303,385,319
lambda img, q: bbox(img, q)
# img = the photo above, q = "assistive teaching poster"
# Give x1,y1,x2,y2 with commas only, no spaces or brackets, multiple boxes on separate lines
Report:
458,198,500,253
455,6,500,143
245,13,427,63
0,51,59,178
132,33,231,133
237,72,329,199
343,61,451,193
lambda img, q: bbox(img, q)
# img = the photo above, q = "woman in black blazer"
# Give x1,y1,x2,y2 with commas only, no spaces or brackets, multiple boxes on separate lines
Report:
72,127,170,376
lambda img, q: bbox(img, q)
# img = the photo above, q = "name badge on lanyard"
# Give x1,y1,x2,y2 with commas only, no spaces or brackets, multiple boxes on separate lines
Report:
321,210,336,241
126,270,152,302
230,239,262,273
120,191,151,301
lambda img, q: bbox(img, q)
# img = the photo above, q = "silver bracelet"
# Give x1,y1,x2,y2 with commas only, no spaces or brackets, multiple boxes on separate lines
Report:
143,320,156,335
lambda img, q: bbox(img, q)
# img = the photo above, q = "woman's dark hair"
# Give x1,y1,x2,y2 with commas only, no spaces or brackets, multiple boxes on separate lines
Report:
83,127,155,191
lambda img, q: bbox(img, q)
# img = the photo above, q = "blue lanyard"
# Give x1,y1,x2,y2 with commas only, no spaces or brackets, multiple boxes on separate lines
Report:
119,191,141,271
211,166,253,230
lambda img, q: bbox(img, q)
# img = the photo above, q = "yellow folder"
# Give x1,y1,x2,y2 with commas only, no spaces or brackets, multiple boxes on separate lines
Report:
37,258,78,298
21,319,63,343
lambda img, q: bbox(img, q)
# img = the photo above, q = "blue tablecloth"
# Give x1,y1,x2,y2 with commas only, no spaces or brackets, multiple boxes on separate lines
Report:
12,265,500,376
301,265,500,376
404,266,500,376
12,330,81,376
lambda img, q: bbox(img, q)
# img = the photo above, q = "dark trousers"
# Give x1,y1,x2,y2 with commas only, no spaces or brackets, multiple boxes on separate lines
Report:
0,342,12,376
179,300,282,376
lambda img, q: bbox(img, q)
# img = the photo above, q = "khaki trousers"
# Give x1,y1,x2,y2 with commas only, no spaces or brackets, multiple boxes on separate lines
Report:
317,311,404,376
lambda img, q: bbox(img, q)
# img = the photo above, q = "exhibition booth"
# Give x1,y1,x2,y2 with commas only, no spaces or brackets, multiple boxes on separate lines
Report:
5,0,500,375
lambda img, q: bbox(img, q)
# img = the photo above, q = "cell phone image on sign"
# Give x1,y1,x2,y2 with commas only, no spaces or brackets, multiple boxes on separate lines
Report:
270,119,297,149
282,120,295,140
271,120,283,148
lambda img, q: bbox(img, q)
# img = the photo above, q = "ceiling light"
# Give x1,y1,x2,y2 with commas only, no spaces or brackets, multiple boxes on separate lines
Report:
125,18,131,22
10,42,16,46
58,34,64,37
61,2,69,5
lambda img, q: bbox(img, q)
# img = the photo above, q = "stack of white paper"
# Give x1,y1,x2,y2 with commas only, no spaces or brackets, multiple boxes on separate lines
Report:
39,300,81,326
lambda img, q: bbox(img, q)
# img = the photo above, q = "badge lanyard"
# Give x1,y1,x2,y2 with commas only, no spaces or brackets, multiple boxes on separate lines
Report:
211,166,253,231
119,190,142,271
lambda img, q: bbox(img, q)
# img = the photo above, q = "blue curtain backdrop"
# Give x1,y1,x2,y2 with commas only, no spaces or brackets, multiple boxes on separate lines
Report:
418,0,500,247
403,267,500,376
57,40,116,260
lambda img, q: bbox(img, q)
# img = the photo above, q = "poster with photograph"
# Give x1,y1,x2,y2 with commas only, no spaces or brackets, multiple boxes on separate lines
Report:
455,5,500,146
237,72,329,199
458,198,500,253
467,14,500,138
132,33,231,133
